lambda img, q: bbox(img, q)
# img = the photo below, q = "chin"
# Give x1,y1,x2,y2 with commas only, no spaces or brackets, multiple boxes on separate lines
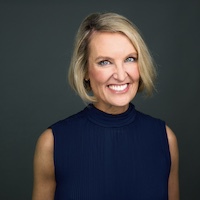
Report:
109,99,131,108
113,95,135,105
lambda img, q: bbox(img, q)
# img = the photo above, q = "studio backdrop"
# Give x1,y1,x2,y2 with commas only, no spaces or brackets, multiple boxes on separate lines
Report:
0,0,199,199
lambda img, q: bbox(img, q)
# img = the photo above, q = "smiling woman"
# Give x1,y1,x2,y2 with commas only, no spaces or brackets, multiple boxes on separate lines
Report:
68,13,156,104
32,12,179,200
87,32,140,113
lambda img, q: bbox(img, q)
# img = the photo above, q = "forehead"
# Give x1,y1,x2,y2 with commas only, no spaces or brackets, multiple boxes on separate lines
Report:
88,31,137,57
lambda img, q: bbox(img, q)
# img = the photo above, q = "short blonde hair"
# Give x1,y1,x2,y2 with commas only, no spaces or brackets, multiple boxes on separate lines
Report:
68,12,156,102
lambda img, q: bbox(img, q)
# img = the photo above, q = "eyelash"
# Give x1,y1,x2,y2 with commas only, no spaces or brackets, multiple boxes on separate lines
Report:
98,60,111,66
98,57,137,66
125,57,137,62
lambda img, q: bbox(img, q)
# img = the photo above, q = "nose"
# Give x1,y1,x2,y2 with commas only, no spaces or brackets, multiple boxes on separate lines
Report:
113,64,127,81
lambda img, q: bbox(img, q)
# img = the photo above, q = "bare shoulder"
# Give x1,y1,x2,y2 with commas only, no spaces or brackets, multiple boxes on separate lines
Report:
166,125,180,200
166,125,178,149
35,129,54,153
32,129,55,200
165,125,179,166
33,128,55,177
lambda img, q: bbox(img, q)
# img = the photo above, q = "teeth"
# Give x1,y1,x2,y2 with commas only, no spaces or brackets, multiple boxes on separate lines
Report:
109,84,128,91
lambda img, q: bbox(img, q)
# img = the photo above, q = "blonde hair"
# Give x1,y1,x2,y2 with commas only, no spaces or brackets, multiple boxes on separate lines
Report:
68,12,156,102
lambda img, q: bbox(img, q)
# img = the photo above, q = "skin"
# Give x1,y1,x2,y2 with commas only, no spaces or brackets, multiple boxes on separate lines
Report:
32,32,179,200
32,129,55,200
167,126,180,200
87,32,140,114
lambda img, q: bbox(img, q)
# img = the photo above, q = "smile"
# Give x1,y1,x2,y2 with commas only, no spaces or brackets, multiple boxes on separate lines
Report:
108,84,128,92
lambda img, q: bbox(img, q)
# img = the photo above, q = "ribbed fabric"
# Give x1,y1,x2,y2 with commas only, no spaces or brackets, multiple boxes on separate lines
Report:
50,103,171,200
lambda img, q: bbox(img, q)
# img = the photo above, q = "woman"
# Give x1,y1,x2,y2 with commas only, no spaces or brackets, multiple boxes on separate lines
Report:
32,12,179,200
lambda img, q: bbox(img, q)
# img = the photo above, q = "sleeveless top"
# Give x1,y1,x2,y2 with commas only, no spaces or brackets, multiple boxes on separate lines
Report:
50,103,171,200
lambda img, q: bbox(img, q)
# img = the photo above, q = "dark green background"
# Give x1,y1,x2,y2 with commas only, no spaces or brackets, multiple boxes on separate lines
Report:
1,0,199,199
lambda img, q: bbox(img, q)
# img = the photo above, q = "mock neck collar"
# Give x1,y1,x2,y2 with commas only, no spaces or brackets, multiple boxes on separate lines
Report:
85,103,137,127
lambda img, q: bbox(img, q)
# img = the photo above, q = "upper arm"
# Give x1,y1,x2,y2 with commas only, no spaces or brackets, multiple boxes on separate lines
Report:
166,125,180,200
32,129,56,200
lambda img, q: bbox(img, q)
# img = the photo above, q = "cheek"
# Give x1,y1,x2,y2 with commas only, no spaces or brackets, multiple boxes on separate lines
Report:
135,69,140,80
128,66,140,80
89,69,108,86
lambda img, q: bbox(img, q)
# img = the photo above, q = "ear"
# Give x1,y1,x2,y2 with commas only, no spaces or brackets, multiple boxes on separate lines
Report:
84,75,91,91
84,72,89,81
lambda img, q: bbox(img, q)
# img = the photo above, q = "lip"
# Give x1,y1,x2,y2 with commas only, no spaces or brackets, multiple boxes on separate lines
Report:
108,83,129,93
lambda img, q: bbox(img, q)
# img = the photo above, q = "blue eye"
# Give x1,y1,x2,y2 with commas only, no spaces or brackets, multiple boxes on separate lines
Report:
98,60,111,66
125,57,137,62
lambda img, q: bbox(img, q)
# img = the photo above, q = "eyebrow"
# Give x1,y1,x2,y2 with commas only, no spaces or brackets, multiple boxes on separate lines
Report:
95,56,113,62
95,52,138,62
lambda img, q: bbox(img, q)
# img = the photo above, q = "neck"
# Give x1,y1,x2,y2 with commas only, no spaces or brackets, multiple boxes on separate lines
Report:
93,103,129,115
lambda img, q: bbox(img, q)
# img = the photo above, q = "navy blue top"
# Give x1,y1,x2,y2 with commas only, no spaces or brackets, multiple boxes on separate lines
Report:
50,103,171,200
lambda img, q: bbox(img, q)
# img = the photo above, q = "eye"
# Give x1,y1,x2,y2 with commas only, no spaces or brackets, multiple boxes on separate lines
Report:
125,57,137,62
98,60,111,66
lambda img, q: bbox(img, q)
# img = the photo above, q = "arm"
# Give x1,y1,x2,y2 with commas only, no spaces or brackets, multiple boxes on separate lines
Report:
32,129,56,200
166,125,180,200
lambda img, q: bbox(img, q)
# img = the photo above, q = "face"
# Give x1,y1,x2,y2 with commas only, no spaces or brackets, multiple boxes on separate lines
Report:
87,32,140,114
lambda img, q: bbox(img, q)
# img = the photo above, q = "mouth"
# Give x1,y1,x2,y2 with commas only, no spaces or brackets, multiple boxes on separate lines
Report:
108,84,129,92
